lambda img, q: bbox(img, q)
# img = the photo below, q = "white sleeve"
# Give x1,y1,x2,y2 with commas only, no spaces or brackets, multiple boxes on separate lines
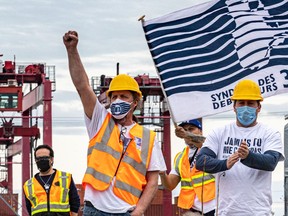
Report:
147,139,167,172
169,167,179,176
263,126,285,161
202,128,220,155
85,99,108,140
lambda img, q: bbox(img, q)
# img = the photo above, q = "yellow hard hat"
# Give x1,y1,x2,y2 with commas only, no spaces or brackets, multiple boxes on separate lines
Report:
231,79,263,101
106,74,142,98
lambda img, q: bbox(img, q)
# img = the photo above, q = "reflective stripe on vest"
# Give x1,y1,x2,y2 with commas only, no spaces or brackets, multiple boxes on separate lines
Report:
86,118,150,188
181,179,193,188
192,172,215,187
121,127,150,176
175,146,215,208
174,152,182,175
87,117,116,157
84,114,154,204
24,170,71,215
175,147,215,189
59,171,69,202
179,168,215,190
113,126,150,199
114,180,142,198
33,203,70,214
85,167,111,184
26,179,37,206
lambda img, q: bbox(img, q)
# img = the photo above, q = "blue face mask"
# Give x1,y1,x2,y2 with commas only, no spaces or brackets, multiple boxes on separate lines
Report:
110,99,132,120
236,106,257,126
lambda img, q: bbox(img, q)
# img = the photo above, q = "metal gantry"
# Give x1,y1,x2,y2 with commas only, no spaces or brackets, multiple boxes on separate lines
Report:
0,56,55,216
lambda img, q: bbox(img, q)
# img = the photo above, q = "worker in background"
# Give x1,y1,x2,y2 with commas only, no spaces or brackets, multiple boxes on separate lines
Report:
63,30,166,216
196,79,285,216
159,119,215,216
23,144,80,216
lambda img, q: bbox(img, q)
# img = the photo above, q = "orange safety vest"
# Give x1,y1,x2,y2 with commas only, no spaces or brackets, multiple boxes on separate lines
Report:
23,170,71,215
82,113,155,205
175,147,215,209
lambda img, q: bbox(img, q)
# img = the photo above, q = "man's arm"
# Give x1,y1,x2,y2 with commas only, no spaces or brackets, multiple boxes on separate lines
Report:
131,171,159,216
69,176,80,216
240,150,281,171
159,172,180,191
196,147,239,173
175,126,204,148
24,193,31,215
236,141,282,171
63,31,97,119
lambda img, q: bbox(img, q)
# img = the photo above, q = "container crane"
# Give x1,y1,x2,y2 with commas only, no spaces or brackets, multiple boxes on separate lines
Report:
0,55,56,216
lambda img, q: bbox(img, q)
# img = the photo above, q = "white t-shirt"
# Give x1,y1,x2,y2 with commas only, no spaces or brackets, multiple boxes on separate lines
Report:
203,122,284,216
84,100,166,213
170,146,215,213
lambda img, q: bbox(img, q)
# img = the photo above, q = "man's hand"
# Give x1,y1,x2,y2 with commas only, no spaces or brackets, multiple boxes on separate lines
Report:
175,126,205,148
175,126,187,139
130,209,144,216
70,211,78,216
63,31,79,50
130,171,158,216
237,141,249,159
185,131,205,143
226,152,240,169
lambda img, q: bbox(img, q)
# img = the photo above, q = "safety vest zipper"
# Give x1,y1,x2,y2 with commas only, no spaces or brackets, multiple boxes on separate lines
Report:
47,187,50,212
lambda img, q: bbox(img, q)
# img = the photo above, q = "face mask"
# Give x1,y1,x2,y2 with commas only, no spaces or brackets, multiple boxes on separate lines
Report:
236,106,257,126
36,159,51,172
110,99,132,120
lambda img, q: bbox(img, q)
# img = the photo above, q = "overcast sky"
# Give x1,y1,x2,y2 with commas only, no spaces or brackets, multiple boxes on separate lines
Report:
1,0,288,215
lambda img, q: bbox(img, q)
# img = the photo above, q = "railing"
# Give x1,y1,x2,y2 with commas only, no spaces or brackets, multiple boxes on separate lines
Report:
16,63,56,92
0,146,21,216
0,182,20,216
0,144,7,184
45,65,56,92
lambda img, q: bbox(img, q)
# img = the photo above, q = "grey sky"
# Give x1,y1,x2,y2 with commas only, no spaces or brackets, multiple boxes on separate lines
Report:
1,0,287,215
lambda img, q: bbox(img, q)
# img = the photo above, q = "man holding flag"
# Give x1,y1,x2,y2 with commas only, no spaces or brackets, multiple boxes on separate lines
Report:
159,119,215,216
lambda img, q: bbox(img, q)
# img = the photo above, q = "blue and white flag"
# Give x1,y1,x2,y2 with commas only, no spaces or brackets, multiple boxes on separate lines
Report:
142,0,288,122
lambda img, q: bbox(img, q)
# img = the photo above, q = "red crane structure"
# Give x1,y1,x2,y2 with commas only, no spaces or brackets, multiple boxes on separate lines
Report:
91,71,174,216
0,55,55,216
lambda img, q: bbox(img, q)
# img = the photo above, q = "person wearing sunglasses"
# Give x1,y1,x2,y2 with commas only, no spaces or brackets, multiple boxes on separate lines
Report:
23,144,80,216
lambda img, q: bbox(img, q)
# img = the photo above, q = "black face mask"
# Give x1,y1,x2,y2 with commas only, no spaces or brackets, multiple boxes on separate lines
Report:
36,159,51,172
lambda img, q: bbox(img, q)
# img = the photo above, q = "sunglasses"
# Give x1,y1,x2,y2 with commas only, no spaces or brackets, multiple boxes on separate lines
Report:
35,156,51,161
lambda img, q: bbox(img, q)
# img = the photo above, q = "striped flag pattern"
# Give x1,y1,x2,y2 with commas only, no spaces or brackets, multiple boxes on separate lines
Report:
142,0,288,122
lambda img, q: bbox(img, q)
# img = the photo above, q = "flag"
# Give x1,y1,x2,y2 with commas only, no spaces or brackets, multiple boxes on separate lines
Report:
142,0,288,122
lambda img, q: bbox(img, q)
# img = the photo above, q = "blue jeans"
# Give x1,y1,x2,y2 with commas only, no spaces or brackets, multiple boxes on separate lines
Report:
83,205,131,216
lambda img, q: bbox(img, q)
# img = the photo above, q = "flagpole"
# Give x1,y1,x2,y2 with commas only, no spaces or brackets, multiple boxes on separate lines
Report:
139,15,175,216
140,16,207,216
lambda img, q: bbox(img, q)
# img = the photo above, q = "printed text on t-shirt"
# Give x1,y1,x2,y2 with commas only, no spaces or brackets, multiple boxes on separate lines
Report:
222,137,262,158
